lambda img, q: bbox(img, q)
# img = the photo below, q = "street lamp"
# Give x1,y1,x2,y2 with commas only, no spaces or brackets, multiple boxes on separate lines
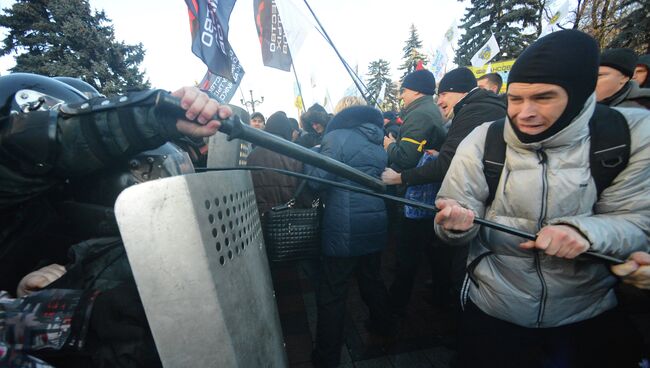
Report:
240,90,264,113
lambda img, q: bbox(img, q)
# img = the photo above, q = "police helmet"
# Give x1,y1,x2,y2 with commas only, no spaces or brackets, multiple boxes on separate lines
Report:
54,76,105,99
0,73,87,120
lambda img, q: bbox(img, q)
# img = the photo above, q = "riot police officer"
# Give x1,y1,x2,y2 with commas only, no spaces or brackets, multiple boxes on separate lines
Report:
0,73,231,366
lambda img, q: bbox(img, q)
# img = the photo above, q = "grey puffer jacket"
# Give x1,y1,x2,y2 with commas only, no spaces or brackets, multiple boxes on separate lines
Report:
601,80,650,109
435,94,650,328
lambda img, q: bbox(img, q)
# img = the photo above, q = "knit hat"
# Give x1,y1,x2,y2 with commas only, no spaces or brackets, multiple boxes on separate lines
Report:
507,30,599,143
638,54,650,69
438,67,477,93
288,117,299,132
264,111,293,141
600,48,638,78
401,69,436,95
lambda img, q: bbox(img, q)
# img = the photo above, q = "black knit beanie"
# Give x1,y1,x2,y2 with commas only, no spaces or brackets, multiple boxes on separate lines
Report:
264,111,293,141
401,69,436,95
600,48,637,78
439,67,477,93
507,30,599,143
638,54,650,69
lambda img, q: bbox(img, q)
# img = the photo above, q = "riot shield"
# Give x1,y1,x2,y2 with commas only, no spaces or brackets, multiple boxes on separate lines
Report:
114,170,287,367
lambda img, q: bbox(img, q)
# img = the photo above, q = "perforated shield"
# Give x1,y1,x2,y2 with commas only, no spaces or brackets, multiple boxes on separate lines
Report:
114,171,287,367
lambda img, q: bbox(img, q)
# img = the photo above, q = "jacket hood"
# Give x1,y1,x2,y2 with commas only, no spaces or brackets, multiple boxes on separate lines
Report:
626,80,650,100
326,106,384,144
300,104,330,134
601,80,650,107
454,87,505,115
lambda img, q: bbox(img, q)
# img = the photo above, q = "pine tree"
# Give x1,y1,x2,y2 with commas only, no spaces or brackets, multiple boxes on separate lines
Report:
0,0,150,95
454,0,541,67
605,0,649,53
398,24,429,80
592,0,650,54
381,81,399,112
366,59,398,110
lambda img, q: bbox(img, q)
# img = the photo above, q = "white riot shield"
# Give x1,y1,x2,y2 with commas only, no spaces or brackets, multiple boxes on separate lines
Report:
114,170,287,367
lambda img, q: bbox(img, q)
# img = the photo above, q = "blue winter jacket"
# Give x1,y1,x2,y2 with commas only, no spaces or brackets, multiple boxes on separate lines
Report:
306,106,388,257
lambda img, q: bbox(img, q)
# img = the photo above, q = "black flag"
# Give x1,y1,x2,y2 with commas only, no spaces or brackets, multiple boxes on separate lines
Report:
199,49,244,103
254,0,293,72
186,0,239,81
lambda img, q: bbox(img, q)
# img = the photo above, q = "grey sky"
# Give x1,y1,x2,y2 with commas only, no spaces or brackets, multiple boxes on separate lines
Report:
0,0,469,117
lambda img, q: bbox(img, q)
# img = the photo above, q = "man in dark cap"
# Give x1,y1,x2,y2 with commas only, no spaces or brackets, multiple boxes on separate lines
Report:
249,112,266,129
381,67,506,312
434,30,650,367
380,69,445,318
597,48,650,109
634,54,650,88
383,69,445,171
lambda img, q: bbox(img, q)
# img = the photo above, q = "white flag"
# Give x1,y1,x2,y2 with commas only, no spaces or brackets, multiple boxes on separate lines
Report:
275,0,318,56
540,0,570,37
430,48,448,83
471,34,500,68
375,82,386,107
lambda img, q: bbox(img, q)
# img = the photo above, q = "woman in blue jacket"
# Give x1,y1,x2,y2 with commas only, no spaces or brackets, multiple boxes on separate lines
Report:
307,103,394,367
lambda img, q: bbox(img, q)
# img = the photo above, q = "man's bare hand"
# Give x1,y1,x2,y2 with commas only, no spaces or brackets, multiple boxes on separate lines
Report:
172,87,232,138
611,252,650,290
434,198,475,231
381,168,402,185
520,225,590,259
383,133,396,150
17,264,66,297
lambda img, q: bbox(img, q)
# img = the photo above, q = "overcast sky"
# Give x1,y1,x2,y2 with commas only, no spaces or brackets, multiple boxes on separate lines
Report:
0,0,468,118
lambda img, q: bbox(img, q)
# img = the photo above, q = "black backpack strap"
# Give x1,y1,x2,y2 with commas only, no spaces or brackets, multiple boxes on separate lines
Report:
483,118,507,205
589,105,630,198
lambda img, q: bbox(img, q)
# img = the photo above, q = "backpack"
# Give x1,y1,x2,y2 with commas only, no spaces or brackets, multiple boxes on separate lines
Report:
482,104,630,205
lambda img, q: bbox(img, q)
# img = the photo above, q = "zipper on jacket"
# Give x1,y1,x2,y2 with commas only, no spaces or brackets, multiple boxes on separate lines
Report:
535,149,549,327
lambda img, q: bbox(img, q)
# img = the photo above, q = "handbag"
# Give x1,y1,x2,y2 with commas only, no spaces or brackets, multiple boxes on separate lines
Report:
261,181,321,262
404,152,442,219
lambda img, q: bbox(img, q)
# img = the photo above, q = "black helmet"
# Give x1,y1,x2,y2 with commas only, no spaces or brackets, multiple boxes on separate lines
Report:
69,142,195,207
54,76,105,99
0,73,87,120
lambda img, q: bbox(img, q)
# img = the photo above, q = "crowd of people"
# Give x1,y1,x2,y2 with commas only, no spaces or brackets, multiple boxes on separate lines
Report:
0,28,649,368
248,30,650,368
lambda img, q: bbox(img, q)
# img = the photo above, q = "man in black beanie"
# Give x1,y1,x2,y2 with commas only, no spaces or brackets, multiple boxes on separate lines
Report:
380,69,445,319
382,67,506,314
433,30,650,367
634,54,650,88
383,69,445,171
597,48,650,109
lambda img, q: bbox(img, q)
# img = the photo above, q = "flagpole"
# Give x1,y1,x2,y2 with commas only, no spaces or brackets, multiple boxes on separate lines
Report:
291,60,306,114
309,25,368,93
302,0,370,103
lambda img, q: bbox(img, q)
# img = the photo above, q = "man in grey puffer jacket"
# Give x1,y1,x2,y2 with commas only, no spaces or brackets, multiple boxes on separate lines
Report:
435,30,650,367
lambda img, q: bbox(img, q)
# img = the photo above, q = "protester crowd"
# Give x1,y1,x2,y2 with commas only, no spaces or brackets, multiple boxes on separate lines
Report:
1,29,649,368
247,31,650,368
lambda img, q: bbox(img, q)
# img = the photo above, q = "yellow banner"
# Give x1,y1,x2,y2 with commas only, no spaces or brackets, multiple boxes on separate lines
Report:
294,95,304,112
468,59,516,94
